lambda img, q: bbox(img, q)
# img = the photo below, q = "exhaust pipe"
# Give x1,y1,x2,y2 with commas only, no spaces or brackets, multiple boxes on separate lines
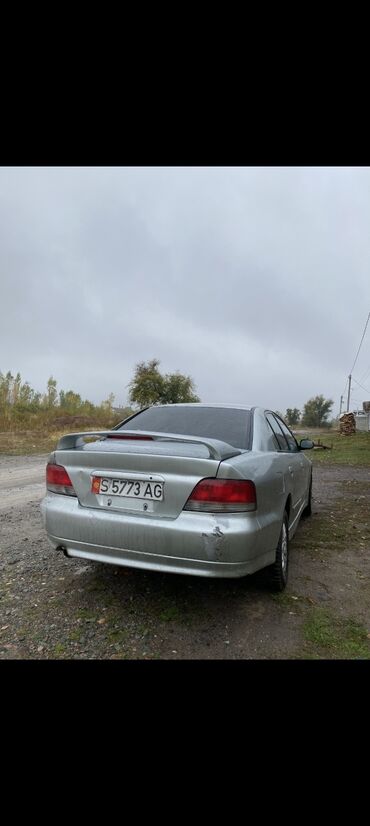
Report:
56,545,70,558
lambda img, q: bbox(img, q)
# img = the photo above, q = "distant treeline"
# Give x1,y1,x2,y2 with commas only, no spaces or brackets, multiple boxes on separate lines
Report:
0,371,133,431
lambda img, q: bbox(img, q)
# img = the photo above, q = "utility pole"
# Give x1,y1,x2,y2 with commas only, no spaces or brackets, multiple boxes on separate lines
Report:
347,375,352,412
339,395,344,417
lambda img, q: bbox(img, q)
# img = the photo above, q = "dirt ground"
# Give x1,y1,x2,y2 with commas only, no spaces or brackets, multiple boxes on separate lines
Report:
0,454,370,659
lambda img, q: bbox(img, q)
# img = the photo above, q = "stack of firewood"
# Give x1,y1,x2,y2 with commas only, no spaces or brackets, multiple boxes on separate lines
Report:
339,412,356,435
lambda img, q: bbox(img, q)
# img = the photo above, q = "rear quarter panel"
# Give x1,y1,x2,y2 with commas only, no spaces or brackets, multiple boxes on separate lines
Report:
219,451,292,553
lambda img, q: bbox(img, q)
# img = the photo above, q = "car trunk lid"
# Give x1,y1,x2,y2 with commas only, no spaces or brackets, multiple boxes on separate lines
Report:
52,431,243,519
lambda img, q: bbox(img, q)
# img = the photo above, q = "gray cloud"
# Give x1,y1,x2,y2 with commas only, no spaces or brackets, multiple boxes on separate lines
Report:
1,166,369,414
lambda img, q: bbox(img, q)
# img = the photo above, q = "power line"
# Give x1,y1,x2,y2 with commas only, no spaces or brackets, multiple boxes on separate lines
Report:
345,311,370,411
349,311,370,375
359,363,370,384
352,375,370,396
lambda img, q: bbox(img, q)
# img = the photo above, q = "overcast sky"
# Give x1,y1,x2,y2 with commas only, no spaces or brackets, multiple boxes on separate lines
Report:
1,166,370,415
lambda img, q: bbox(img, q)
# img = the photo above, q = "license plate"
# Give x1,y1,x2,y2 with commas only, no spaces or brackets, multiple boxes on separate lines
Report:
91,477,164,501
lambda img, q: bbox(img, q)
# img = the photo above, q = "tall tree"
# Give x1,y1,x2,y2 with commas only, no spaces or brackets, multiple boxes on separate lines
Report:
11,372,22,405
301,395,333,427
101,392,116,411
161,372,200,404
46,376,58,408
18,382,35,408
285,408,301,426
62,390,82,413
128,359,165,407
128,359,200,407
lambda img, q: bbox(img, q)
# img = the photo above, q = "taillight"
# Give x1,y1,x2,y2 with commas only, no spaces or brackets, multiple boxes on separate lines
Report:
46,463,76,496
184,478,257,512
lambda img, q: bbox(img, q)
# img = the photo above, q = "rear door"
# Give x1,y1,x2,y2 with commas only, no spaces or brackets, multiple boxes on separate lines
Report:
265,413,302,517
273,415,308,511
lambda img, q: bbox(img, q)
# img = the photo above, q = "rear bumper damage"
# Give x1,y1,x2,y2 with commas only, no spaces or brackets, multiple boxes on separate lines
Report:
40,493,275,579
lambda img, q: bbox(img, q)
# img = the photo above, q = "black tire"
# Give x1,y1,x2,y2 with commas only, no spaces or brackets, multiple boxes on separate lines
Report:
266,512,289,592
302,475,312,518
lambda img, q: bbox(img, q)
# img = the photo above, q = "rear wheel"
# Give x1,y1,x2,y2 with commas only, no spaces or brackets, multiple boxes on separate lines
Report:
266,512,289,592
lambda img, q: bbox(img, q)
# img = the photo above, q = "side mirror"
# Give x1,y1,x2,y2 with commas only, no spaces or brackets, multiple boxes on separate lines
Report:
299,439,314,450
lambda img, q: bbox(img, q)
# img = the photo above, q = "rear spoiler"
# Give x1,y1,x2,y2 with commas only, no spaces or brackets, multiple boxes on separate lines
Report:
56,430,243,461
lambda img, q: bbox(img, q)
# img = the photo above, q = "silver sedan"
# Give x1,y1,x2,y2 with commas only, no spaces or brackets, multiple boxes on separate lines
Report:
40,404,313,591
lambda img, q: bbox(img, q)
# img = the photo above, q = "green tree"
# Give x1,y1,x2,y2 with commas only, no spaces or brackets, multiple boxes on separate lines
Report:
80,399,96,416
0,371,14,407
61,390,82,413
11,372,22,405
0,371,13,420
0,369,120,430
161,372,200,404
128,359,166,407
101,392,115,411
128,359,200,407
45,376,58,408
285,408,301,426
16,382,40,411
18,382,33,406
301,395,333,428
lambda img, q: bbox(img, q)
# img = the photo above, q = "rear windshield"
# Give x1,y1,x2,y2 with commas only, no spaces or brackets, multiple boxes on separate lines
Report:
117,406,251,450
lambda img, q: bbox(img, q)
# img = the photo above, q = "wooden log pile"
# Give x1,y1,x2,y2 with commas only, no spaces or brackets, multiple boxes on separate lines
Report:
339,412,356,435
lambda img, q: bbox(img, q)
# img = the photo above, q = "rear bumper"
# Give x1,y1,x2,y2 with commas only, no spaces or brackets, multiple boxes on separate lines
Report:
40,493,275,579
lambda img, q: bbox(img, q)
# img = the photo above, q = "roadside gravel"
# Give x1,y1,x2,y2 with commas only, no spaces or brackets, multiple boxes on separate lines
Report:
1,455,370,659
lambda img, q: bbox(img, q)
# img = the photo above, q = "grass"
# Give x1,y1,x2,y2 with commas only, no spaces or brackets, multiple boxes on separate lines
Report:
302,608,370,659
297,430,370,466
1,424,369,463
52,643,67,657
159,605,183,622
0,430,65,455
107,628,127,644
77,608,97,621
0,422,121,456
68,629,85,642
297,490,370,556
271,592,305,610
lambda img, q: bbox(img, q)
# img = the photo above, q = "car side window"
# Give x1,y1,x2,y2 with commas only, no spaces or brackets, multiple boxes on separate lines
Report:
265,413,289,451
261,416,281,451
274,416,299,453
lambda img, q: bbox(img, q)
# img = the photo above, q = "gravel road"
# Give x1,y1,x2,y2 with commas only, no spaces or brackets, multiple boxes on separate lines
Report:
0,454,45,511
1,454,369,659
